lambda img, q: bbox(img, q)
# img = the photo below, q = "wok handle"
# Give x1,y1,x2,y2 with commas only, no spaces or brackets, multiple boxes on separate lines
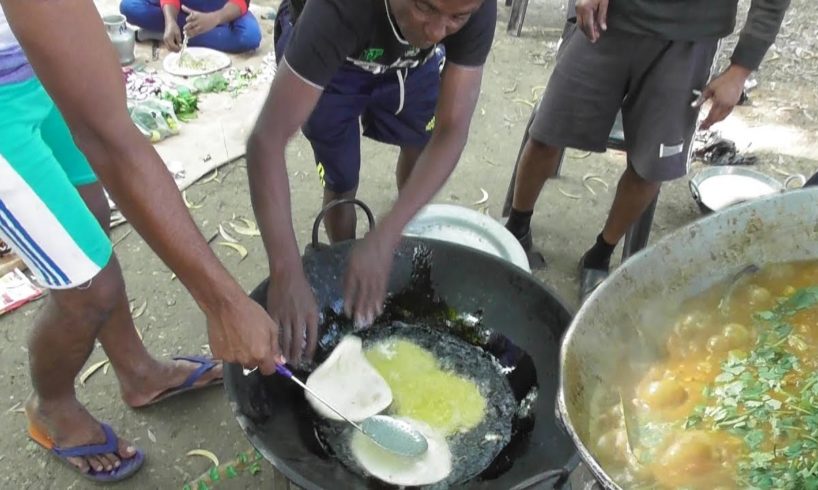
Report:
311,198,376,248
688,178,702,204
784,173,807,189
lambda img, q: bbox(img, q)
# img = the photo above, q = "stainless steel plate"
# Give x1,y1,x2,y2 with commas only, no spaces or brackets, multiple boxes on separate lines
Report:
403,204,530,273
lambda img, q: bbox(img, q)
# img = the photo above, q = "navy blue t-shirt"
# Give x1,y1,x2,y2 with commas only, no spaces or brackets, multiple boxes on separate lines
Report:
284,0,496,87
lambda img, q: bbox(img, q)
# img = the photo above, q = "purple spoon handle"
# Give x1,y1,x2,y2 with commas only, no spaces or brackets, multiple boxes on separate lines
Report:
275,363,294,378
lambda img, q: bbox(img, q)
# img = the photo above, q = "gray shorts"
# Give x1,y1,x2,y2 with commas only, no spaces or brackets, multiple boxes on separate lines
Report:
529,24,719,182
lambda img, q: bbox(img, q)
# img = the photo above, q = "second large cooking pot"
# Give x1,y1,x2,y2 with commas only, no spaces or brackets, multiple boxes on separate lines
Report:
558,187,818,488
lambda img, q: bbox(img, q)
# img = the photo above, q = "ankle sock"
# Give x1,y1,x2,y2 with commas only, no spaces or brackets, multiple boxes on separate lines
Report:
506,208,533,239
582,233,616,270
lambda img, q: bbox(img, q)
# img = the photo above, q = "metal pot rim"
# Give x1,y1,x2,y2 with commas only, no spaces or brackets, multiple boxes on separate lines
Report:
688,166,806,213
557,187,818,488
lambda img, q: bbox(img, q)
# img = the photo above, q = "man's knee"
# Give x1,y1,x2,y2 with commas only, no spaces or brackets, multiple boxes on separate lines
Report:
624,161,666,187
321,171,359,196
523,135,561,161
119,0,150,23
238,29,262,53
527,136,549,151
233,17,262,53
51,261,124,328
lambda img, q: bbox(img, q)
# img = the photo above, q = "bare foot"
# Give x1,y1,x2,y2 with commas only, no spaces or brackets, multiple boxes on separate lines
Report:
121,357,224,408
26,396,137,474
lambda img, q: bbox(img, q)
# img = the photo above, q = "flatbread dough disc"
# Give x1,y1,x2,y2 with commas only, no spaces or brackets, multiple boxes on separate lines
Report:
305,336,392,422
163,47,231,77
350,417,452,486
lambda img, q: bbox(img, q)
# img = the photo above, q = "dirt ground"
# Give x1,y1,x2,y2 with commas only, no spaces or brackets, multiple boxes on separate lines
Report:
1,0,816,488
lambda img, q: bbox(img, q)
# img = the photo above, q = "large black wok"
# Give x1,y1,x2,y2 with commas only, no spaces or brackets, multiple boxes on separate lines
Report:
224,201,577,489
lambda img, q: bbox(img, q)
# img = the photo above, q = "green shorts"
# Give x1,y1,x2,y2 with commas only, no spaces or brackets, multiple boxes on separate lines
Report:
0,77,112,289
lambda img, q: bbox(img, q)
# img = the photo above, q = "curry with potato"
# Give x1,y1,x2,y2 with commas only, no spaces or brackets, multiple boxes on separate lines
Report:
590,260,818,489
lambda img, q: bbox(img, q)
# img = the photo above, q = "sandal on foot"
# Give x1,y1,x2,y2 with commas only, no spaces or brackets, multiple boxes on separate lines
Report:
137,356,223,408
28,422,144,483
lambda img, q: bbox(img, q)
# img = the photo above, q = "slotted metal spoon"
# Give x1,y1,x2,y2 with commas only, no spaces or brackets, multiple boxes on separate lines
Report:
245,365,429,457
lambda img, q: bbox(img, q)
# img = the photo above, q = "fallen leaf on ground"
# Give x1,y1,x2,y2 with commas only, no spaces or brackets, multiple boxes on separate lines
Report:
183,191,206,209
217,242,248,261
187,449,220,467
229,219,260,237
218,224,239,243
472,188,489,205
202,169,220,184
582,174,609,195
132,299,148,319
80,359,110,385
558,188,582,199
513,98,535,108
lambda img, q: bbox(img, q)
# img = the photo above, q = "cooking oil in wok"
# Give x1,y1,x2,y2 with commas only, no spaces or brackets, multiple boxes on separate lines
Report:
313,324,517,487
365,339,487,436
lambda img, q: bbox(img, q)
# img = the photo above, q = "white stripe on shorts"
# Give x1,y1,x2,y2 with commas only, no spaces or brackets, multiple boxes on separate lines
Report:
0,155,103,289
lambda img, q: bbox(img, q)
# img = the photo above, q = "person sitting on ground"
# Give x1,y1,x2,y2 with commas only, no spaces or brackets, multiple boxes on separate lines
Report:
504,0,790,303
246,0,496,357
121,0,261,54
1,0,282,482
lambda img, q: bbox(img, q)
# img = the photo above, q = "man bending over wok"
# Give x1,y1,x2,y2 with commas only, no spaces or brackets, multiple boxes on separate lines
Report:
246,0,496,360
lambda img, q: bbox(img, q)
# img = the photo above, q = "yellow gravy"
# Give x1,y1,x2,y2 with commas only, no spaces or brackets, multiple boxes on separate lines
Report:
590,260,818,489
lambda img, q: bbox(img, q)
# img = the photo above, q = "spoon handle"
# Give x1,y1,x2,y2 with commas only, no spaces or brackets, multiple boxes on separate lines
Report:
275,364,364,433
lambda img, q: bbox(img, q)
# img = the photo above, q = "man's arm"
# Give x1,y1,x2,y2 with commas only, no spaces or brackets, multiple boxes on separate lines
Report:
698,0,790,129
382,64,482,242
213,1,245,24
344,63,484,325
2,0,283,372
162,2,180,22
161,1,182,51
732,0,791,71
182,1,246,39
246,60,323,362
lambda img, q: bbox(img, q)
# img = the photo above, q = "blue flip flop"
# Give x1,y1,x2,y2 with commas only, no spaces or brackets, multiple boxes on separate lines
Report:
29,422,145,483
138,356,223,407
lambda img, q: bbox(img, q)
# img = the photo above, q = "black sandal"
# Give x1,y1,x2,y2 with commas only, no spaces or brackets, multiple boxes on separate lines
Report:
578,255,609,304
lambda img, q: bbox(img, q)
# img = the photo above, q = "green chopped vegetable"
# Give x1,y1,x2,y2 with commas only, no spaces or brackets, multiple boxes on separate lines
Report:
689,286,818,489
193,74,229,93
163,88,199,121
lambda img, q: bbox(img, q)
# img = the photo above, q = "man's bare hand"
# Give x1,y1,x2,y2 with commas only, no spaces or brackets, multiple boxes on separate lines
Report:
207,296,285,375
694,64,752,130
343,228,395,328
266,264,319,364
182,6,222,38
164,21,182,52
576,0,608,43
